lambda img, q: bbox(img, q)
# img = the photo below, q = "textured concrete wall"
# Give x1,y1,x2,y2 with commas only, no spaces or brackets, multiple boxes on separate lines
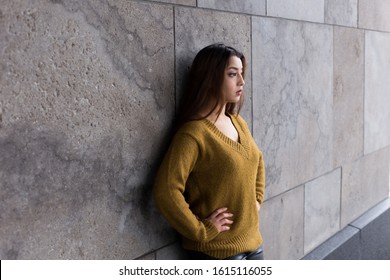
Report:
1,0,389,260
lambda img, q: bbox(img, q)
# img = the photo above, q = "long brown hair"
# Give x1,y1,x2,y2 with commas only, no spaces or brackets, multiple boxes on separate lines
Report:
175,43,246,130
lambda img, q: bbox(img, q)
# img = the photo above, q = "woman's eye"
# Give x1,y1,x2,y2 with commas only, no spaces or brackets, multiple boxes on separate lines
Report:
228,73,237,77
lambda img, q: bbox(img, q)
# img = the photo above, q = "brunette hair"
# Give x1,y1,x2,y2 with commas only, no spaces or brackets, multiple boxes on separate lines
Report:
175,43,246,130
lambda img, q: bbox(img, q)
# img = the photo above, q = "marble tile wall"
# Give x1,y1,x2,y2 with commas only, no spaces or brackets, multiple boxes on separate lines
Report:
364,31,390,155
197,0,266,16
252,17,333,198
0,0,176,259
267,0,325,23
341,148,390,228
325,0,358,27
260,186,304,260
333,27,364,167
149,0,196,6
359,0,390,32
1,0,389,260
304,169,341,254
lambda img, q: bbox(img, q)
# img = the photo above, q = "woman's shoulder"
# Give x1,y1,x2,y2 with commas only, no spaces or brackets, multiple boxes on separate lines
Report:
175,119,208,138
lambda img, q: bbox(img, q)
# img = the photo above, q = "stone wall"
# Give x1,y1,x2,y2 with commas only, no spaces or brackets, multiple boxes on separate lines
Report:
0,0,389,260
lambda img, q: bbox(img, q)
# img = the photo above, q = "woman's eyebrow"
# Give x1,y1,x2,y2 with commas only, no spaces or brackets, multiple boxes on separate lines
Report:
227,66,242,70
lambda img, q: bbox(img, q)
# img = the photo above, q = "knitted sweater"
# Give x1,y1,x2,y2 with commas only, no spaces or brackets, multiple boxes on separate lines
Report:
153,113,265,259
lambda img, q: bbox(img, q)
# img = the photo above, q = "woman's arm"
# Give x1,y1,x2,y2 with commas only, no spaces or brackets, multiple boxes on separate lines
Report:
153,133,223,242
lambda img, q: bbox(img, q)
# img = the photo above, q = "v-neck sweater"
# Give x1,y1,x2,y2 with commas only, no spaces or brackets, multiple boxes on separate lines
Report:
153,114,265,259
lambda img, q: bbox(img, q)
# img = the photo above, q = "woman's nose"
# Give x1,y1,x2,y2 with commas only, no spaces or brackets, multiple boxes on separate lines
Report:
238,74,245,86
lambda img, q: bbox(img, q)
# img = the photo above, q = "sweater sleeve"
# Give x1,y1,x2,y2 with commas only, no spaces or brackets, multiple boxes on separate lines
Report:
256,150,265,206
153,132,219,242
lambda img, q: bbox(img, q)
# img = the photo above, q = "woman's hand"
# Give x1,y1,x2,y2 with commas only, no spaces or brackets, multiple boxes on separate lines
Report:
207,207,233,233
256,201,261,212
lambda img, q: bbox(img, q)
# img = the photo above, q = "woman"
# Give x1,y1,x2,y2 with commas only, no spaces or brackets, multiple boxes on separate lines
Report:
153,43,265,260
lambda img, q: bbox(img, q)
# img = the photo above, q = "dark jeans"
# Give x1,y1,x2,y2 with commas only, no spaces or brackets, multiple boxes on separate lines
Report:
187,245,264,260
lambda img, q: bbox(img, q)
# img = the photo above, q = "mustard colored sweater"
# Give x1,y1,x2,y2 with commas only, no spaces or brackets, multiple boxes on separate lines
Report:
153,114,265,259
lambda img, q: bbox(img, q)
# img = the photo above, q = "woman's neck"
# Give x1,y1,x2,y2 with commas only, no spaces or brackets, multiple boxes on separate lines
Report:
199,103,227,123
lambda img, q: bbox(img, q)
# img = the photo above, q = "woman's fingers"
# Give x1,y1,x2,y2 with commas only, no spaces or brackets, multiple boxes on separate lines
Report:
220,217,234,231
210,207,227,219
207,207,234,233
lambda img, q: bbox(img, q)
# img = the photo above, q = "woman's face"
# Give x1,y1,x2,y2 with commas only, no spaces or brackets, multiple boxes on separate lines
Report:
221,55,245,104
